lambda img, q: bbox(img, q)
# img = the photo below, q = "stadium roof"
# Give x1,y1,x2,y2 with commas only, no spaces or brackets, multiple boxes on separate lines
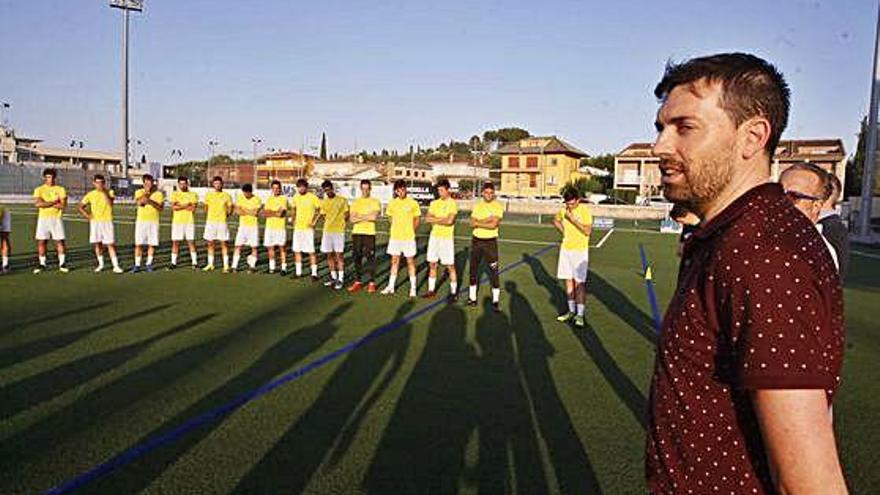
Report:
495,136,589,158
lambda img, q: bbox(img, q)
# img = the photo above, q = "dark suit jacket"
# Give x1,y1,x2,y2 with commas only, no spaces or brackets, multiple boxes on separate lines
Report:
818,213,849,281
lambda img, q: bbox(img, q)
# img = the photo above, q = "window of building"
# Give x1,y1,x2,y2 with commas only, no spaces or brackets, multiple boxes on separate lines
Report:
550,158,558,166
508,156,520,168
526,156,538,168
529,174,537,187
406,170,411,177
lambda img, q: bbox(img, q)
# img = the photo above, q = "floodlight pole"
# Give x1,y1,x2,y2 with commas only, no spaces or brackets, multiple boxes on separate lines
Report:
110,1,142,180
857,3,880,240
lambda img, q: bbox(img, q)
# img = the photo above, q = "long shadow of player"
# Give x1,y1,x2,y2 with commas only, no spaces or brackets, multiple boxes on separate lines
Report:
505,280,603,492
233,300,416,493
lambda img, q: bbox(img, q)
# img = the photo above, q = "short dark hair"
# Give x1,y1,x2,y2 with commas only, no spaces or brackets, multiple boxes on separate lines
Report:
360,179,372,187
178,176,189,183
143,174,154,181
212,176,223,183
242,184,253,193
780,162,832,200
296,178,308,187
482,181,495,191
827,172,842,204
654,52,790,155
562,188,580,202
436,178,451,190
321,180,333,190
271,179,281,188
93,174,106,182
393,179,407,190
43,168,57,178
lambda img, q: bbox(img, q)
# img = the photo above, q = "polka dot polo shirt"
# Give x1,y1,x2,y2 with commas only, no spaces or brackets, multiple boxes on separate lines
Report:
646,183,845,494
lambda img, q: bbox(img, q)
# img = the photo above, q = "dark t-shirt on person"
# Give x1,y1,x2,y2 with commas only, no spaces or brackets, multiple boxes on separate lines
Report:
646,183,845,494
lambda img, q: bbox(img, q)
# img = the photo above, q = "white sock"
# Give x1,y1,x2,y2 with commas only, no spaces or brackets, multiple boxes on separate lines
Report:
58,254,66,266
311,264,318,276
171,252,178,265
146,254,154,266
330,270,338,281
450,281,458,294
295,262,302,276
388,273,397,289
338,269,344,282
492,288,500,303
247,254,257,268
207,254,214,267
281,261,287,271
428,277,436,292
39,255,47,266
409,275,417,289
110,253,120,269
269,259,276,271
577,303,585,316
232,253,241,268
135,255,142,267
469,285,477,301
2,255,8,268
568,299,576,314
190,251,198,266
223,255,229,269
97,255,105,269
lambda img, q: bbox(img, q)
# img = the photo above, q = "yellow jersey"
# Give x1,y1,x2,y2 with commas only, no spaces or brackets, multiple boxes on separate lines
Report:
387,197,421,241
264,195,289,231
81,189,115,222
350,197,381,235
135,188,164,224
292,192,320,231
556,203,593,251
204,190,233,223
237,195,262,227
471,200,504,239
171,190,198,225
321,196,348,234
428,197,458,240
33,184,67,219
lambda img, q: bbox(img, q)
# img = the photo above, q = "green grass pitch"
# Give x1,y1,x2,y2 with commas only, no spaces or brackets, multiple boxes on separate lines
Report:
0,205,877,494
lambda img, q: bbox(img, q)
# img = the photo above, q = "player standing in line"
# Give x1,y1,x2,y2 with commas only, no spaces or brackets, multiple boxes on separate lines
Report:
168,177,199,270
78,174,123,273
553,187,592,328
317,180,349,290
0,204,11,273
32,168,68,274
423,178,459,301
468,181,504,312
347,179,381,293
201,176,233,273
231,184,262,273
262,180,289,274
131,174,164,273
290,178,321,280
381,179,421,297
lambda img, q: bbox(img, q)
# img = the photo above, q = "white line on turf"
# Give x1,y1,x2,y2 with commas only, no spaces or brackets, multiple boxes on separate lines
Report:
595,228,614,248
852,250,880,260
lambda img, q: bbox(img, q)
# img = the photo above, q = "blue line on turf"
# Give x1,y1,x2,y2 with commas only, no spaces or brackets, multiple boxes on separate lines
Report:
638,244,662,333
43,243,556,495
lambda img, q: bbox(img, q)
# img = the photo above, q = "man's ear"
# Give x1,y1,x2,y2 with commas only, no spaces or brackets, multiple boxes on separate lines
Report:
740,117,772,160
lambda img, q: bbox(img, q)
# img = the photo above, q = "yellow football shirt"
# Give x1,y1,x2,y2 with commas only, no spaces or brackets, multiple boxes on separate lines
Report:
321,196,348,234
471,200,504,239
81,189,115,222
387,197,421,241
33,185,67,219
237,195,262,227
264,195,289,231
171,190,198,225
292,192,320,231
428,198,458,240
350,197,381,235
135,188,164,224
556,204,592,250
204,190,232,223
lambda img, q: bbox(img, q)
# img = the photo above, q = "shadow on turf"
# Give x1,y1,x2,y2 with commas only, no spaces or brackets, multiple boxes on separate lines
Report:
0,301,113,334
523,254,648,430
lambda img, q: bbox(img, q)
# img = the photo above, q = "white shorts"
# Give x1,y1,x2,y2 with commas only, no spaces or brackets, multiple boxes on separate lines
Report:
557,248,589,283
426,236,455,265
292,229,315,253
135,221,160,246
0,210,10,233
321,232,345,253
89,221,115,245
235,225,260,247
203,222,229,242
171,223,196,241
264,228,287,247
35,217,65,241
387,239,417,258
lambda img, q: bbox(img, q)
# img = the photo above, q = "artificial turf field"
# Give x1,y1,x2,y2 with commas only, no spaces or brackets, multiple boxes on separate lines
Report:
0,205,878,494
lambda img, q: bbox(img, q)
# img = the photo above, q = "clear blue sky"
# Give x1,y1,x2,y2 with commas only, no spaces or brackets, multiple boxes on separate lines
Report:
0,0,876,162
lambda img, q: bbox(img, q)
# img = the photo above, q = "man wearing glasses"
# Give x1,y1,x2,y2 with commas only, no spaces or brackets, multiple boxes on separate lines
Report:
779,162,839,272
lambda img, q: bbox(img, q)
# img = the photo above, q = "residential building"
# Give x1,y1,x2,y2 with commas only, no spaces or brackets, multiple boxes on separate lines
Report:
388,161,433,183
496,136,589,197
256,151,317,187
206,163,255,186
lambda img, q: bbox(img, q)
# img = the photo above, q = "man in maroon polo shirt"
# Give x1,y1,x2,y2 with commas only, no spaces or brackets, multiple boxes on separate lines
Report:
646,53,847,494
